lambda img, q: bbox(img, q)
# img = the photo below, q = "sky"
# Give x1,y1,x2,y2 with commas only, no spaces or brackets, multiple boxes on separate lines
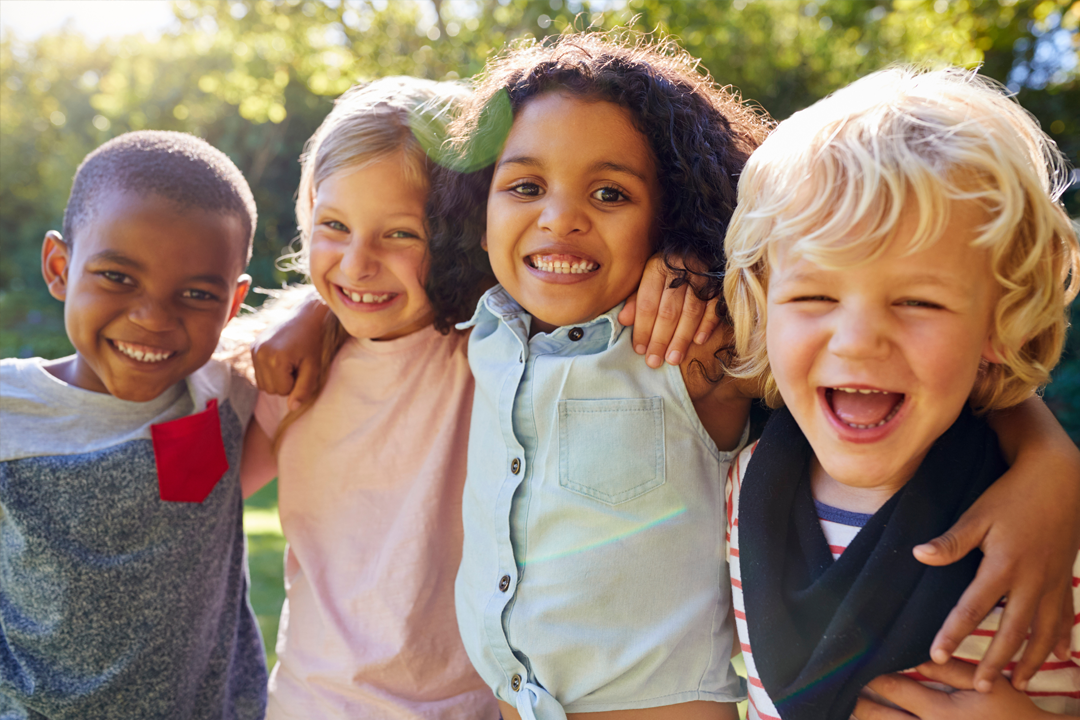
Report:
0,0,176,41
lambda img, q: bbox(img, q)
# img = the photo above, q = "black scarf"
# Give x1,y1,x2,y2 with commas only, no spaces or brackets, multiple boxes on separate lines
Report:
739,406,1005,720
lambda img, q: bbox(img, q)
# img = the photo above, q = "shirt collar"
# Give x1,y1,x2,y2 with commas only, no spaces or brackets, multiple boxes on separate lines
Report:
459,285,626,352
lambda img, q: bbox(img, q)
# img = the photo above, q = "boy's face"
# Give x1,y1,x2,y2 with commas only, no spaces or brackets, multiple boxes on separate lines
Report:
765,201,1000,498
484,93,660,334
42,190,250,402
307,156,435,341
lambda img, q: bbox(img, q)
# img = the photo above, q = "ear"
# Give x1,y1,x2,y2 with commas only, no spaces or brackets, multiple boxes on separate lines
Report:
480,233,488,252
228,274,251,321
982,334,1005,365
41,231,71,301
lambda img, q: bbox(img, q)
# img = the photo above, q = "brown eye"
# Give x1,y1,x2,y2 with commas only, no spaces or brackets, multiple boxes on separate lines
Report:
510,182,542,197
592,186,626,203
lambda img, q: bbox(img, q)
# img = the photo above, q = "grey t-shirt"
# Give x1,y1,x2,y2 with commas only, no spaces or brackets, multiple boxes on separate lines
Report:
0,357,267,719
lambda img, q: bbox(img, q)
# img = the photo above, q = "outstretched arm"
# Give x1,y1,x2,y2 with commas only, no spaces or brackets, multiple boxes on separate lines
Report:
617,254,722,368
914,396,1080,692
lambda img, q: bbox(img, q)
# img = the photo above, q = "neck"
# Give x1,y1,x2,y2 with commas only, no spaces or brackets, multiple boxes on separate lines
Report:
808,455,911,515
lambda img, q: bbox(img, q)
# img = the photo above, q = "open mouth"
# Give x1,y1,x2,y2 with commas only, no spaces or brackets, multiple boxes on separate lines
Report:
526,253,599,275
825,387,905,429
337,286,397,305
111,340,176,364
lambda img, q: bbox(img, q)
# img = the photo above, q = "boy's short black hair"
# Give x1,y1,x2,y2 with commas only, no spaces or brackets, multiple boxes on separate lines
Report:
62,130,257,261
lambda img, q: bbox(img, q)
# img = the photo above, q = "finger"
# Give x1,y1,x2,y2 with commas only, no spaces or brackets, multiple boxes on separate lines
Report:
662,287,707,365
912,659,976,689
913,521,987,568
287,358,320,412
1011,575,1070,689
693,297,722,346
1052,588,1073,661
853,697,916,720
929,561,1007,667
972,579,1039,692
863,673,943,715
643,282,686,368
618,293,638,337
631,263,667,358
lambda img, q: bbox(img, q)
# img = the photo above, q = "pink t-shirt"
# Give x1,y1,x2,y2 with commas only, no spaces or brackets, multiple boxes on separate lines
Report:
255,325,497,720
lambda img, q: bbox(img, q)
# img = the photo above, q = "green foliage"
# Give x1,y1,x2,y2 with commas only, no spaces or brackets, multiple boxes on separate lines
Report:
1,0,1077,438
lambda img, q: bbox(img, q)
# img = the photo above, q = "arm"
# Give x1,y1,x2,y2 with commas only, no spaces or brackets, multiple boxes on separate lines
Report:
914,396,1080,691
854,660,1059,720
617,254,722,368
250,287,329,410
241,419,278,499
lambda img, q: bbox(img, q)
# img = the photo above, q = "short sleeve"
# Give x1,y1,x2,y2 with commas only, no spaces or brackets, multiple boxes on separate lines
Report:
254,390,290,440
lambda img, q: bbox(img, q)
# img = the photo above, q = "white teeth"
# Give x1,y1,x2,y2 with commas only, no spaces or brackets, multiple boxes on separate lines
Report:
835,387,886,394
346,290,391,303
530,256,598,274
114,341,174,363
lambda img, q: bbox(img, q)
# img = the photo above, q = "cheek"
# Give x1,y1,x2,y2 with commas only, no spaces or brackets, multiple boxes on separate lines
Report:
766,310,817,389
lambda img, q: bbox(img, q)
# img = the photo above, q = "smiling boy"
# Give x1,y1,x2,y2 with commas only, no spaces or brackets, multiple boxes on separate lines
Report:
0,131,267,718
723,68,1080,719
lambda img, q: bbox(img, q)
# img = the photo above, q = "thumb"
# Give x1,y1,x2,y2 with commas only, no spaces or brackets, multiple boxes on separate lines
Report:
288,359,320,412
914,517,987,567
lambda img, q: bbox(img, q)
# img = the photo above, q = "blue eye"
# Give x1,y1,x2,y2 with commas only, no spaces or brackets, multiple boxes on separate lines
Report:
325,220,349,232
592,186,626,203
898,298,943,309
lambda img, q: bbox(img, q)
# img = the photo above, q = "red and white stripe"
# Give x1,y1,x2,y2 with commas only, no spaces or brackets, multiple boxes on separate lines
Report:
726,442,1080,718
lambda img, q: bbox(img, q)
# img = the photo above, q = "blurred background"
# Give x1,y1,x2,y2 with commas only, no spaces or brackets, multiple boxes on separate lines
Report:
2,0,1078,662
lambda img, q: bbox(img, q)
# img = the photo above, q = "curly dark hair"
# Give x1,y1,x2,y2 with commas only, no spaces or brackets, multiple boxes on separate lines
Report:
426,30,772,333
63,130,257,261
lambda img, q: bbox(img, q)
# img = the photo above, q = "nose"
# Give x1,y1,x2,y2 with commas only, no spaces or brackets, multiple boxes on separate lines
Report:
538,190,590,239
828,302,890,360
339,233,381,281
128,292,179,333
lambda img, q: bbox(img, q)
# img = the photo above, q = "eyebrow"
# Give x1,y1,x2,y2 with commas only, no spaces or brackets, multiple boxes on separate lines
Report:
496,155,649,183
86,249,230,290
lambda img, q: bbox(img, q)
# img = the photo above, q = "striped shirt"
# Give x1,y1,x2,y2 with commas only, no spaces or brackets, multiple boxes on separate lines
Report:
726,441,1080,719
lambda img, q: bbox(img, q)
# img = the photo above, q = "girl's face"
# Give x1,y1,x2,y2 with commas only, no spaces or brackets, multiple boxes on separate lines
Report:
484,93,661,333
308,155,434,340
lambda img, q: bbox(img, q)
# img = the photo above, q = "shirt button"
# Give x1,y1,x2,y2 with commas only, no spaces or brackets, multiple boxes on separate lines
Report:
499,574,511,592
511,458,521,474
511,673,522,691
568,327,584,341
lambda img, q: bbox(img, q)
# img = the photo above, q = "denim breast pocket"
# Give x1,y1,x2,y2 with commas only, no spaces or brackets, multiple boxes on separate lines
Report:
557,397,665,505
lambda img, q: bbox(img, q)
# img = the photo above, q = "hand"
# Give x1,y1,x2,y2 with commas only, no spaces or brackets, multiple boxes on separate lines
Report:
912,398,1080,692
853,660,1053,719
250,290,329,410
617,254,722,368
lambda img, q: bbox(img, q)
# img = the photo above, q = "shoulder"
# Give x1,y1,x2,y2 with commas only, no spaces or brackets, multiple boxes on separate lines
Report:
187,358,257,426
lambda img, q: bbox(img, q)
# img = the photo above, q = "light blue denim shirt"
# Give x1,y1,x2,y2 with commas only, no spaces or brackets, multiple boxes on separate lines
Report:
455,286,747,720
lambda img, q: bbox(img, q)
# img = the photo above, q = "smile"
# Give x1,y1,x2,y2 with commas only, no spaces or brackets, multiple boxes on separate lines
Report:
337,286,396,305
526,254,599,274
826,387,905,429
112,340,176,364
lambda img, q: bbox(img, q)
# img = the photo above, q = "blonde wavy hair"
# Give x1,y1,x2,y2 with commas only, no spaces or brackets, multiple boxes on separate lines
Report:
268,77,467,447
723,66,1079,411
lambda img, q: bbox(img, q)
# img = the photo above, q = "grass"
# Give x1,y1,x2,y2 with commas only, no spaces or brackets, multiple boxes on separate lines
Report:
243,479,286,669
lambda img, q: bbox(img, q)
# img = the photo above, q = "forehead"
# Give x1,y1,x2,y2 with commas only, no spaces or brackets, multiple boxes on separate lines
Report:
78,189,248,274
501,93,656,177
314,156,428,210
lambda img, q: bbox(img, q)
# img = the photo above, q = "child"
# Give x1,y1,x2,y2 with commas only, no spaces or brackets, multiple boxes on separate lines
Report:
0,131,267,718
431,35,1080,720
241,74,727,718
238,77,500,719
723,67,1080,719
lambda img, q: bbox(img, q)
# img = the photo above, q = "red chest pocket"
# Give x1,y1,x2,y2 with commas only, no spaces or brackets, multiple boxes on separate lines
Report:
151,398,230,503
